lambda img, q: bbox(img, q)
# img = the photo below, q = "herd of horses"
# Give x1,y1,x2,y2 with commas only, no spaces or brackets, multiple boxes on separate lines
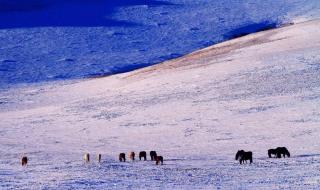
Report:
20,147,290,166
83,151,164,165
21,150,164,166
235,147,291,164
118,151,163,165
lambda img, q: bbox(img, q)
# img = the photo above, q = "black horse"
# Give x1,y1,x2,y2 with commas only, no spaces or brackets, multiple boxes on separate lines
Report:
268,147,290,158
235,150,253,164
150,151,157,161
139,151,147,161
119,153,126,162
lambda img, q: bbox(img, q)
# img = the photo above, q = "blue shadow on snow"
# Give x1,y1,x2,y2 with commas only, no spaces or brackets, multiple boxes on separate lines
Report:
223,21,278,40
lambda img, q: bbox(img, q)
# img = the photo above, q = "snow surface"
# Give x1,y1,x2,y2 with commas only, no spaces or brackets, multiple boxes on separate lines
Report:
1,0,320,89
0,19,320,189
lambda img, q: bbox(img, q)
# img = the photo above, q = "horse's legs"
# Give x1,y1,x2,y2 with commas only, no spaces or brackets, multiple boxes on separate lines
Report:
277,153,281,158
144,156,146,161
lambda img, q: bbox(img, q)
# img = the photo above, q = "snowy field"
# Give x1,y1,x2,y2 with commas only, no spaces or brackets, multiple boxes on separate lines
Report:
0,19,320,189
1,0,320,88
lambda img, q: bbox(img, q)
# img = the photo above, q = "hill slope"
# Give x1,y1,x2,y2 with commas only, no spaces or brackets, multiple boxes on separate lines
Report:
1,0,319,88
0,20,320,189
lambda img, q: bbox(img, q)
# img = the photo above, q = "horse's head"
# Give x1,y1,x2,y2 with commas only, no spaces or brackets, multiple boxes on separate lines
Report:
235,150,244,160
284,148,290,157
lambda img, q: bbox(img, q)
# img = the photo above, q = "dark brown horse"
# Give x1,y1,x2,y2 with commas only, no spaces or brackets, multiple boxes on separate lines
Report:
235,150,253,164
129,152,135,161
268,147,290,158
150,151,157,161
139,151,147,161
119,153,126,162
155,156,163,165
21,156,28,166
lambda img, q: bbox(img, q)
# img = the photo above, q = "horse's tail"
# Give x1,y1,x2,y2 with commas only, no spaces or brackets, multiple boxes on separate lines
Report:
235,152,239,160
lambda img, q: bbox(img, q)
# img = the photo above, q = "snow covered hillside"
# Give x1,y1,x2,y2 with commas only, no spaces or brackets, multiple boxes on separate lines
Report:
0,19,320,189
0,0,320,88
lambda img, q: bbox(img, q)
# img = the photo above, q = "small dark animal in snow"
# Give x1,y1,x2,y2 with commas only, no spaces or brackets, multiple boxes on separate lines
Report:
275,147,290,158
119,153,126,162
139,151,147,161
150,151,157,161
97,154,102,162
235,150,253,164
155,156,163,165
129,152,135,161
21,156,28,166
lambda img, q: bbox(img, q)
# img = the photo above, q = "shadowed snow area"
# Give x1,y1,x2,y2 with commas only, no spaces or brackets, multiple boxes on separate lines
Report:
0,0,320,88
0,20,320,189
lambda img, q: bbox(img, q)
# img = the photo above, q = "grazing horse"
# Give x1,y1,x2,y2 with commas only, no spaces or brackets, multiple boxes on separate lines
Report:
235,150,253,164
97,154,102,162
84,153,90,163
21,156,28,166
268,147,290,158
150,151,157,161
129,152,135,161
139,151,147,161
275,147,290,158
119,153,126,162
155,156,163,165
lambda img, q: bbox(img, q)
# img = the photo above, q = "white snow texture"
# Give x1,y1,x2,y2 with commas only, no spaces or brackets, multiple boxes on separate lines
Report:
1,18,320,189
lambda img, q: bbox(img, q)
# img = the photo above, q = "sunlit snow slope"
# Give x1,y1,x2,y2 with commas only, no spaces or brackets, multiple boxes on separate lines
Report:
0,19,319,189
